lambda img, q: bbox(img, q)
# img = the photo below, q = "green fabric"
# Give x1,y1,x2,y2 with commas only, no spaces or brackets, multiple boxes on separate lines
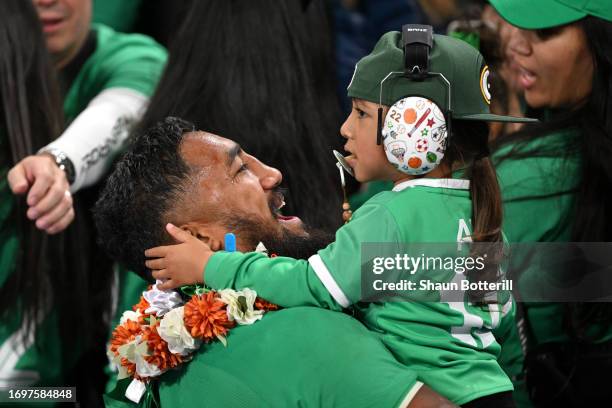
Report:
105,308,419,408
63,24,167,123
489,0,612,29
93,0,143,33
449,31,480,51
347,31,536,123
348,180,393,210
494,128,612,406
206,184,514,404
495,130,582,345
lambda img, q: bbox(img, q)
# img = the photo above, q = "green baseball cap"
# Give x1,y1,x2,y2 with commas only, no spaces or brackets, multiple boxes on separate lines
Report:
489,0,612,29
347,31,536,123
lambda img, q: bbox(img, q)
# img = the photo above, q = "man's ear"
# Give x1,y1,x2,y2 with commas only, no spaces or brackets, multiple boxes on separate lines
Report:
179,223,224,251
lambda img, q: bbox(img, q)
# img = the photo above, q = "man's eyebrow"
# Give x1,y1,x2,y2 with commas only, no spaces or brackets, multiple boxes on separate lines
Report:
227,144,242,167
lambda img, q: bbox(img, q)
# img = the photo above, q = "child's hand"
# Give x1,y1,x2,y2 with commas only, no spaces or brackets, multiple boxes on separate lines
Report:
144,223,214,290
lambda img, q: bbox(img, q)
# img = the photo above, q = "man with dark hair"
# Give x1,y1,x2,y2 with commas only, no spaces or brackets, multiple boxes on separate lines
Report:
95,117,456,407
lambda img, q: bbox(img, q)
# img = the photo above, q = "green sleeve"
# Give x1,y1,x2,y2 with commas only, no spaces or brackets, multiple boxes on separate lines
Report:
94,30,167,97
205,203,402,309
205,252,342,310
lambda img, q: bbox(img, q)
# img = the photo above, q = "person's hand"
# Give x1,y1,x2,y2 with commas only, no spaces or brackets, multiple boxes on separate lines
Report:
7,154,74,234
145,223,214,290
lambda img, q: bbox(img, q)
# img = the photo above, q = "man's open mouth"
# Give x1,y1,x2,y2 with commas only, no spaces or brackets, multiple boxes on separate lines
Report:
269,189,301,224
269,190,286,218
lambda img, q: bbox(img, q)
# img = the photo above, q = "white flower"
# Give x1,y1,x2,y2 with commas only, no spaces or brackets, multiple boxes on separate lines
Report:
157,307,200,356
142,280,184,316
116,335,162,378
119,310,141,325
107,346,130,380
255,242,268,255
134,352,162,378
218,288,263,325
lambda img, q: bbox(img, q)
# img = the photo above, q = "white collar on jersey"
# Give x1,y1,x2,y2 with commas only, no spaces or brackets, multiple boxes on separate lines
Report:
392,178,470,192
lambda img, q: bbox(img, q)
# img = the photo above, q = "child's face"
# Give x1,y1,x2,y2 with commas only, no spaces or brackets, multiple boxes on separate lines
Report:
340,99,400,182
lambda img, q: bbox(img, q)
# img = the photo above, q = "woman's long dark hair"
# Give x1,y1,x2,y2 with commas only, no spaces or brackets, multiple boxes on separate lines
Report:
494,16,612,339
0,0,96,358
137,0,344,230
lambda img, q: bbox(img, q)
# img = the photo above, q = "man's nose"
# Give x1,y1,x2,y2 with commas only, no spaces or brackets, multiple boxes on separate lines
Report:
258,163,282,190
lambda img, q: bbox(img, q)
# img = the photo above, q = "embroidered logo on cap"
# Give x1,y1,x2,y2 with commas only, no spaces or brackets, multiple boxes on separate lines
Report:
480,65,491,105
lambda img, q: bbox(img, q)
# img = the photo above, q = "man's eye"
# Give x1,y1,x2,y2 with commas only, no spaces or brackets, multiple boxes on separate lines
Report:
238,163,248,173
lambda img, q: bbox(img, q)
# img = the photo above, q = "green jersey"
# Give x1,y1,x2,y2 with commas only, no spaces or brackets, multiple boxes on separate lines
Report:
63,24,166,123
495,129,582,344
494,128,612,407
105,307,420,408
206,178,514,405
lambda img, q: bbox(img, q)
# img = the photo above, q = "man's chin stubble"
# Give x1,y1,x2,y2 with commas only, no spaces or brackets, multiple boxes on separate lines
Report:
224,214,334,260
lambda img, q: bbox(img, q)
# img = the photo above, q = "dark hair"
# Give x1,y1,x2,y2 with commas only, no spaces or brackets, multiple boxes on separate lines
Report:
0,0,64,336
136,0,344,230
94,117,196,279
450,120,503,242
494,16,612,338
446,119,503,301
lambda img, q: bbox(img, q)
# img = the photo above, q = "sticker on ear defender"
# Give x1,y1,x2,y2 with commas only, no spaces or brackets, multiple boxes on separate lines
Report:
382,96,447,175
480,65,491,105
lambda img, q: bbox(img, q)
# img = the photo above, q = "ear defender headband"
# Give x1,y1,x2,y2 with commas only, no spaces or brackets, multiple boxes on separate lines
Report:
377,25,453,176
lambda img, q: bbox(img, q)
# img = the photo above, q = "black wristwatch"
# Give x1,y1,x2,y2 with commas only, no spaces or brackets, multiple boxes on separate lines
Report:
41,148,76,185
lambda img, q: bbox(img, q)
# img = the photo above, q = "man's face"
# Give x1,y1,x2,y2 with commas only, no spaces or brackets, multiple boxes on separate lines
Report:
177,132,309,252
33,0,91,68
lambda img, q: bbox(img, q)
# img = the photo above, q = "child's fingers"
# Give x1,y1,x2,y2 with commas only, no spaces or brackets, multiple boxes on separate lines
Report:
145,258,166,270
145,246,168,258
156,279,177,290
166,223,193,243
152,269,169,280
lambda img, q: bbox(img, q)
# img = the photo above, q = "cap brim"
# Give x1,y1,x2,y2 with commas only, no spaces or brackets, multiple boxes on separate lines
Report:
455,113,538,123
489,0,586,29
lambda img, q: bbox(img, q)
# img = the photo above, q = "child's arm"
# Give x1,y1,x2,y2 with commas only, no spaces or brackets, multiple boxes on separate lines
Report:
145,224,344,309
145,204,401,310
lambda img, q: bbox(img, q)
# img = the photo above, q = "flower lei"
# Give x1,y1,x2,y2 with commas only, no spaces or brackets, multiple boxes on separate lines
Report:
108,283,279,404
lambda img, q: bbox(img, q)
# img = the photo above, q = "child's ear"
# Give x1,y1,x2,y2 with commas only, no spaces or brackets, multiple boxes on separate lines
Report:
179,223,223,250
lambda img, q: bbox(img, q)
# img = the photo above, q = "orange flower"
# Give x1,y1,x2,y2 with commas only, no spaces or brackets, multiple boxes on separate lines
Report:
133,296,150,313
142,323,182,371
184,292,235,342
110,319,143,376
110,319,142,355
255,297,280,311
